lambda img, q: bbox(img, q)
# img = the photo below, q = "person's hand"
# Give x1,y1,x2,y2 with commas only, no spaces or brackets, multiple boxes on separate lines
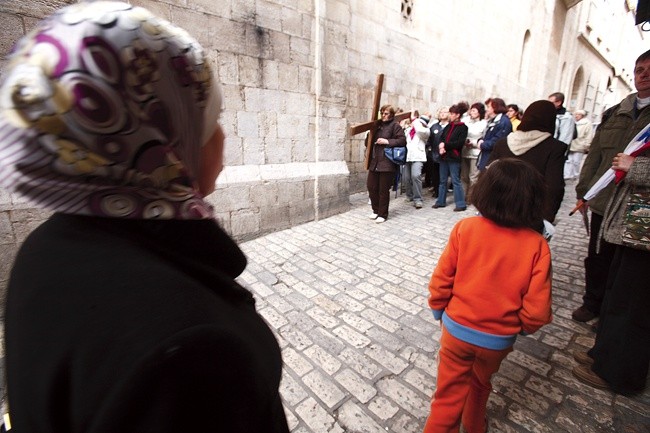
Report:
576,199,588,215
376,138,389,145
439,142,446,155
612,153,634,172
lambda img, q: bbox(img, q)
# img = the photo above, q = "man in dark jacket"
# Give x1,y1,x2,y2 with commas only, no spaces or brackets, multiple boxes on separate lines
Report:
571,49,650,323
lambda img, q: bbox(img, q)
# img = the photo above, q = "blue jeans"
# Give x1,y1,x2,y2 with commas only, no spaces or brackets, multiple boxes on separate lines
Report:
436,160,466,208
403,161,424,203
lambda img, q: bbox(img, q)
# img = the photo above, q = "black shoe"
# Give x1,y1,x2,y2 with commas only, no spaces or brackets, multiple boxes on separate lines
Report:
453,207,467,212
590,320,599,333
432,204,444,209
572,306,597,322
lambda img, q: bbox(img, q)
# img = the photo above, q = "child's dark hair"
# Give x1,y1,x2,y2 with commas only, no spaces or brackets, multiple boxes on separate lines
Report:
470,158,546,230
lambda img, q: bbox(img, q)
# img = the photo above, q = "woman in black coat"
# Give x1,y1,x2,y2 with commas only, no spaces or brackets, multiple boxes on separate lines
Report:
432,102,469,211
0,3,289,432
488,100,566,223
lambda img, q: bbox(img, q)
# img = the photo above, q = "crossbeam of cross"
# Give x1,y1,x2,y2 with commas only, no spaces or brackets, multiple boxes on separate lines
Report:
349,74,411,169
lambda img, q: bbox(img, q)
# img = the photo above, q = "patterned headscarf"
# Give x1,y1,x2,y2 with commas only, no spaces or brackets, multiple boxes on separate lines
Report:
0,1,222,219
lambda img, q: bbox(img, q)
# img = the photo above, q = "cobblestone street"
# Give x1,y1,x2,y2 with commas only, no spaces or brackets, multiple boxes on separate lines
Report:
237,183,650,433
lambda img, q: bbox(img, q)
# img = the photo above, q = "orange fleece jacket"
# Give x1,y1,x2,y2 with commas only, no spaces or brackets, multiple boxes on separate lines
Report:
428,216,552,337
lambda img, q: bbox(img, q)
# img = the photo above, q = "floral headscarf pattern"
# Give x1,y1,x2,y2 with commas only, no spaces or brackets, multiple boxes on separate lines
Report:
0,1,222,219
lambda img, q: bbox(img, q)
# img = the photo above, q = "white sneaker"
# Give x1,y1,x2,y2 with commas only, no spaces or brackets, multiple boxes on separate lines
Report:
369,213,378,219
375,217,386,223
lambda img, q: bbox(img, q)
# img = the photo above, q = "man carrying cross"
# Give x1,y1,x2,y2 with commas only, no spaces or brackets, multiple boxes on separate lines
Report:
366,105,406,223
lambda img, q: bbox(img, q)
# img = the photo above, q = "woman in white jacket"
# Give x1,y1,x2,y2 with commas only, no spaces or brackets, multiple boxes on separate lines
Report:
403,112,431,208
461,103,487,197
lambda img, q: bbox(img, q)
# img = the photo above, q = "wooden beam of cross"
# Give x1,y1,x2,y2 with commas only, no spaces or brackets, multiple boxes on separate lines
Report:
349,73,411,170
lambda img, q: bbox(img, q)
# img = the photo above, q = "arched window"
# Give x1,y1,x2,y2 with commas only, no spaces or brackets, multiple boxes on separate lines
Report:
570,66,584,111
518,30,531,83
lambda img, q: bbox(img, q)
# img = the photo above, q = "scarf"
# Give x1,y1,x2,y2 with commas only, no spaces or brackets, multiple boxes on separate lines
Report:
0,1,222,219
506,130,551,155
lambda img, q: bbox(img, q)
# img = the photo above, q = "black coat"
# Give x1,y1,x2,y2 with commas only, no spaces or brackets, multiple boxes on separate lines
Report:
488,135,566,223
5,214,289,433
439,121,468,162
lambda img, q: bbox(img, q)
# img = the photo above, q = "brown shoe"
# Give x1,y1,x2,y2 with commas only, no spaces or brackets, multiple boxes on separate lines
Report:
573,351,594,366
571,305,597,322
572,364,609,390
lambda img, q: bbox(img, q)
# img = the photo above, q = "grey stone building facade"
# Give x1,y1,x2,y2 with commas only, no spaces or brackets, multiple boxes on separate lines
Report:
0,0,647,297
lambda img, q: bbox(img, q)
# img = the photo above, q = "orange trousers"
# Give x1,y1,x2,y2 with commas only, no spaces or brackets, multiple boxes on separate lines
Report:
423,327,512,433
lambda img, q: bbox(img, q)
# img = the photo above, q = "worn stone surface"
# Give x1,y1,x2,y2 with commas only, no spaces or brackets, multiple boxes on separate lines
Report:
234,186,650,432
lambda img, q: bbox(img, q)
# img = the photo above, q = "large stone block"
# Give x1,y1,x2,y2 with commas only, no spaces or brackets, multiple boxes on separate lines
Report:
223,134,243,166
210,184,252,211
278,181,306,204
9,208,51,244
277,114,310,139
281,7,303,37
261,60,280,89
242,137,266,165
285,91,315,115
0,0,72,17
0,188,12,212
289,199,315,226
277,63,302,92
297,65,314,94
237,110,260,138
210,16,246,54
257,109,278,139
133,0,171,21
186,0,231,17
260,204,291,232
170,6,211,47
289,36,311,65
256,1,282,33
238,55,263,87
0,13,24,58
0,211,14,245
250,182,279,208
230,209,261,239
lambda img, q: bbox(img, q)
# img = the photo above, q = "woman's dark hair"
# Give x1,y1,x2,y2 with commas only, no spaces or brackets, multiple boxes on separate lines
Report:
449,101,469,117
470,102,485,119
485,97,507,114
470,158,546,231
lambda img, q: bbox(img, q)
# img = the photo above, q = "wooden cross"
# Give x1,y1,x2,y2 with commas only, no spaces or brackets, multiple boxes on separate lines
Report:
349,74,411,169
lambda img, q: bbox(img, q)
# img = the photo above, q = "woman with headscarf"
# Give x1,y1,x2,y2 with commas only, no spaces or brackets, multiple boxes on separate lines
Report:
488,100,566,223
0,3,289,432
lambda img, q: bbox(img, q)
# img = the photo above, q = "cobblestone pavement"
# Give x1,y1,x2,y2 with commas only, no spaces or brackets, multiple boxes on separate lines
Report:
237,182,650,433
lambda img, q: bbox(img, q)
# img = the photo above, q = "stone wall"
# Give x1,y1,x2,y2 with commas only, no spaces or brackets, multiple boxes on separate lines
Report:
0,0,646,299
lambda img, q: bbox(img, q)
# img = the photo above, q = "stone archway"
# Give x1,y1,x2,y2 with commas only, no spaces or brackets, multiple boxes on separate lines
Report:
570,66,585,111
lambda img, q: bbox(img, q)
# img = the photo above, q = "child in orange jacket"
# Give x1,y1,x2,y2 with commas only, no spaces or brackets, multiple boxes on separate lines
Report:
423,158,553,433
